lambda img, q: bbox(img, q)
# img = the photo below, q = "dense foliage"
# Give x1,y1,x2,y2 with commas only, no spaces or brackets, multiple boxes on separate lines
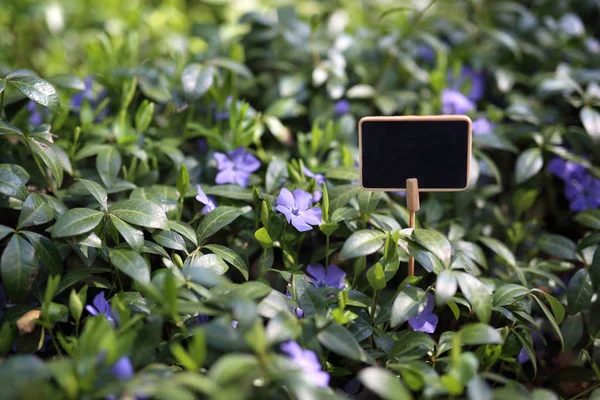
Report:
1,0,600,399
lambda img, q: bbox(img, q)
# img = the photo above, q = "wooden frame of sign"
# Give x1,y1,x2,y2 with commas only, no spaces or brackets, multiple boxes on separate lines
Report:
358,115,472,275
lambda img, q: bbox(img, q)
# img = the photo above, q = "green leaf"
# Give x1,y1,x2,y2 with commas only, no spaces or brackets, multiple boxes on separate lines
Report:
265,159,288,193
0,355,50,399
591,247,600,290
561,314,583,350
435,270,457,305
567,268,593,315
110,199,168,230
573,210,600,230
177,164,190,198
538,234,577,260
456,272,492,323
317,323,368,362
168,221,198,246
0,169,27,200
326,167,359,181
358,367,413,400
135,100,154,132
17,193,54,229
7,75,60,112
51,208,104,238
21,231,63,275
357,189,383,215
0,225,13,241
493,284,529,307
458,323,503,346
0,120,23,136
0,164,30,183
538,291,565,324
513,330,537,377
515,148,543,184
204,185,254,201
109,215,144,252
77,179,108,211
581,106,600,138
0,78,4,94
152,230,187,251
389,331,436,358
366,263,386,291
467,377,492,400
329,184,360,211
96,146,121,188
197,206,243,243
186,254,229,275
109,249,150,284
203,244,249,280
181,63,215,101
390,286,427,328
531,295,564,350
340,230,386,259
1,235,39,300
412,229,452,268
480,236,516,267
27,138,63,187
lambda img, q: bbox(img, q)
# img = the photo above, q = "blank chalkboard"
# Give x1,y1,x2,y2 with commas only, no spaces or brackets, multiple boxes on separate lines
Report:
359,116,472,191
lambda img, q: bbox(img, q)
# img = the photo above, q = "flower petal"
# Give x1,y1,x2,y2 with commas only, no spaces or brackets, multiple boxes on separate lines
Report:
277,188,295,209
299,207,322,226
216,169,236,185
325,264,346,289
293,189,313,211
238,151,261,173
291,215,313,232
276,205,293,223
234,171,251,187
409,313,438,333
196,184,209,204
214,152,234,170
306,264,327,286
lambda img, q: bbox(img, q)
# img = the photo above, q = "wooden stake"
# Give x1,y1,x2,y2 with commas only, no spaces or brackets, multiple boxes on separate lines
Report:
406,178,420,276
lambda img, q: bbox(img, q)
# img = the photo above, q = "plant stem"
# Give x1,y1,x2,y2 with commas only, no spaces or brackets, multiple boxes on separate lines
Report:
0,90,5,117
570,383,600,400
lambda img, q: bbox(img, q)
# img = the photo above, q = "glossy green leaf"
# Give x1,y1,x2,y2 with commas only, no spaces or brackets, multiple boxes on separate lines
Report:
7,75,60,111
567,268,593,315
358,367,413,400
412,229,452,267
177,164,190,199
1,235,38,300
17,193,53,229
573,210,600,230
96,146,121,188
480,236,516,267
357,189,382,215
27,138,63,187
538,234,577,260
435,270,457,305
581,106,600,138
21,231,63,275
317,323,368,362
168,220,197,246
203,244,248,280
458,323,503,346
181,63,215,101
77,179,108,211
591,247,600,290
186,254,229,275
109,215,144,252
390,286,427,328
456,272,492,323
51,208,104,238
110,199,168,229
152,230,187,251
329,184,360,211
197,206,242,243
265,159,288,194
109,248,150,283
0,120,23,136
340,230,385,259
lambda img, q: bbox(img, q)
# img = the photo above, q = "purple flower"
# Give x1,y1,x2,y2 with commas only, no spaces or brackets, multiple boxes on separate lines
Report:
276,188,322,232
565,173,600,212
285,291,304,318
196,184,217,214
196,138,208,154
472,118,494,136
408,293,438,333
334,100,350,116
110,356,134,381
517,347,530,363
86,292,116,327
306,264,346,289
547,158,586,181
27,101,47,125
214,147,261,187
195,314,209,324
213,96,232,121
303,167,325,185
517,332,544,364
441,89,474,115
415,45,435,63
449,67,485,102
232,320,239,329
70,76,108,121
280,341,330,387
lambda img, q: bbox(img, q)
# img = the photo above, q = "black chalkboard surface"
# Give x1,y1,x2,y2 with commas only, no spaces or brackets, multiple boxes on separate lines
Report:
359,116,472,191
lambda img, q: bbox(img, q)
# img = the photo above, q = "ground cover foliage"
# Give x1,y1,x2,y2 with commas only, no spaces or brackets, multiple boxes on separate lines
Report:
1,0,600,399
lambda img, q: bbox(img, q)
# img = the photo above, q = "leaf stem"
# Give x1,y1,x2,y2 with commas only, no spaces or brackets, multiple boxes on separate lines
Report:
0,90,5,116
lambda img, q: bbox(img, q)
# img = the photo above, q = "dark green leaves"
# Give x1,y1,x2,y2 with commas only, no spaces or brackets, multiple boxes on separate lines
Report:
317,323,369,362
456,272,492,323
1,234,38,299
181,64,215,101
6,74,60,112
0,121,23,137
109,215,144,252
358,367,413,400
567,269,593,315
109,249,150,284
197,206,243,243
480,237,516,267
458,323,503,346
203,244,249,280
515,148,543,184
26,138,63,187
51,208,104,238
110,199,168,229
340,230,385,259
78,179,108,211
265,159,288,193
538,234,577,260
412,229,452,267
591,248,600,290
391,286,427,328
17,193,54,229
96,146,121,188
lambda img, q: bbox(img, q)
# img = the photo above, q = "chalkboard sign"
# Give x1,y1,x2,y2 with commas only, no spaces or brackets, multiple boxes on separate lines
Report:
359,116,472,191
